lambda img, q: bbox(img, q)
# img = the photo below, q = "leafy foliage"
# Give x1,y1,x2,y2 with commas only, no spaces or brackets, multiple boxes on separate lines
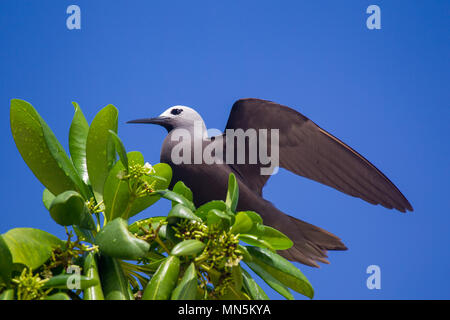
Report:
0,99,313,300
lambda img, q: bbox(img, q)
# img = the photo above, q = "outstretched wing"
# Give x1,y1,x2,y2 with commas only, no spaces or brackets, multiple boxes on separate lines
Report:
224,98,413,212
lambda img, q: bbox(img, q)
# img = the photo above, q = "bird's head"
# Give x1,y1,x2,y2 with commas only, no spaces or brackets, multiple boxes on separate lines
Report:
127,105,206,133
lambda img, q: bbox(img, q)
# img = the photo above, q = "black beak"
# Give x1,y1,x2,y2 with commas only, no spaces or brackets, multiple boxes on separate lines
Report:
126,116,169,125
127,116,173,131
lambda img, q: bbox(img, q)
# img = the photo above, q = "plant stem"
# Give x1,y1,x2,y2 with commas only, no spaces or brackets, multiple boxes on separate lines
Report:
154,236,170,254
92,200,104,212
94,212,101,232
121,194,135,219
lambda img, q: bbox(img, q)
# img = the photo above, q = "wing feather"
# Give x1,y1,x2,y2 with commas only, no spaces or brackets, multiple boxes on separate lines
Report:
225,98,413,212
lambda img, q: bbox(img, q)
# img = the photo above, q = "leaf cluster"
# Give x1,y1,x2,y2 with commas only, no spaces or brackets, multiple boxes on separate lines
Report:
0,99,313,300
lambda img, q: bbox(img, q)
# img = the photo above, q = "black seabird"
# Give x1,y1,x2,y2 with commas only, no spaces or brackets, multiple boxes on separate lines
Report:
128,98,413,267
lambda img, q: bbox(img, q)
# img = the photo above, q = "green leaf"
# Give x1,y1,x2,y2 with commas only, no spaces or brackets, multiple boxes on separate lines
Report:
246,260,293,300
103,156,130,222
226,173,239,212
167,204,202,224
236,217,268,248
219,267,249,300
48,191,95,229
238,234,274,250
72,226,95,244
241,268,269,300
153,190,196,211
10,99,90,199
240,225,292,250
254,226,293,250
78,209,97,231
231,266,243,291
195,200,227,221
42,188,55,211
69,102,90,185
0,289,14,300
219,288,250,300
142,255,180,300
230,211,254,234
238,210,263,224
145,250,166,261
128,216,166,236
99,255,133,300
104,152,171,221
43,273,99,290
108,130,128,170
1,228,64,270
49,190,85,226
129,163,172,218
137,258,166,274
206,209,231,230
95,218,149,260
83,252,104,300
237,245,253,263
157,224,179,244
172,181,193,205
45,292,70,300
171,262,197,300
171,240,206,257
0,236,13,285
103,152,137,221
234,211,292,250
86,104,118,203
246,246,314,299
151,163,173,191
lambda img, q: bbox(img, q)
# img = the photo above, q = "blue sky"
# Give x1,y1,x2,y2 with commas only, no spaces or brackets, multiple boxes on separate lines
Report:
1,1,449,299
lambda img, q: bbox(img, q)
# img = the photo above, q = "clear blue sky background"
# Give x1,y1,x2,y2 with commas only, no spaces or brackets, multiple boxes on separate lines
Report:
1,1,449,299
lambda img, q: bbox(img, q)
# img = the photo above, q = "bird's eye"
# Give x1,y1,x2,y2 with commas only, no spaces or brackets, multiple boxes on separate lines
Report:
171,108,183,115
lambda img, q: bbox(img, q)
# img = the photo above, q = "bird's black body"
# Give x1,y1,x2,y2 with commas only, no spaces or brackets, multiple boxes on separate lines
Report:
129,98,413,267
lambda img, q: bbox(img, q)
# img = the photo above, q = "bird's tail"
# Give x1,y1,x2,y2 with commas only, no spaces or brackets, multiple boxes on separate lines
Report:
262,209,347,267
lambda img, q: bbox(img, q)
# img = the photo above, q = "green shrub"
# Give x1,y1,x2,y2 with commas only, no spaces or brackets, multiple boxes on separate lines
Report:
0,99,313,300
